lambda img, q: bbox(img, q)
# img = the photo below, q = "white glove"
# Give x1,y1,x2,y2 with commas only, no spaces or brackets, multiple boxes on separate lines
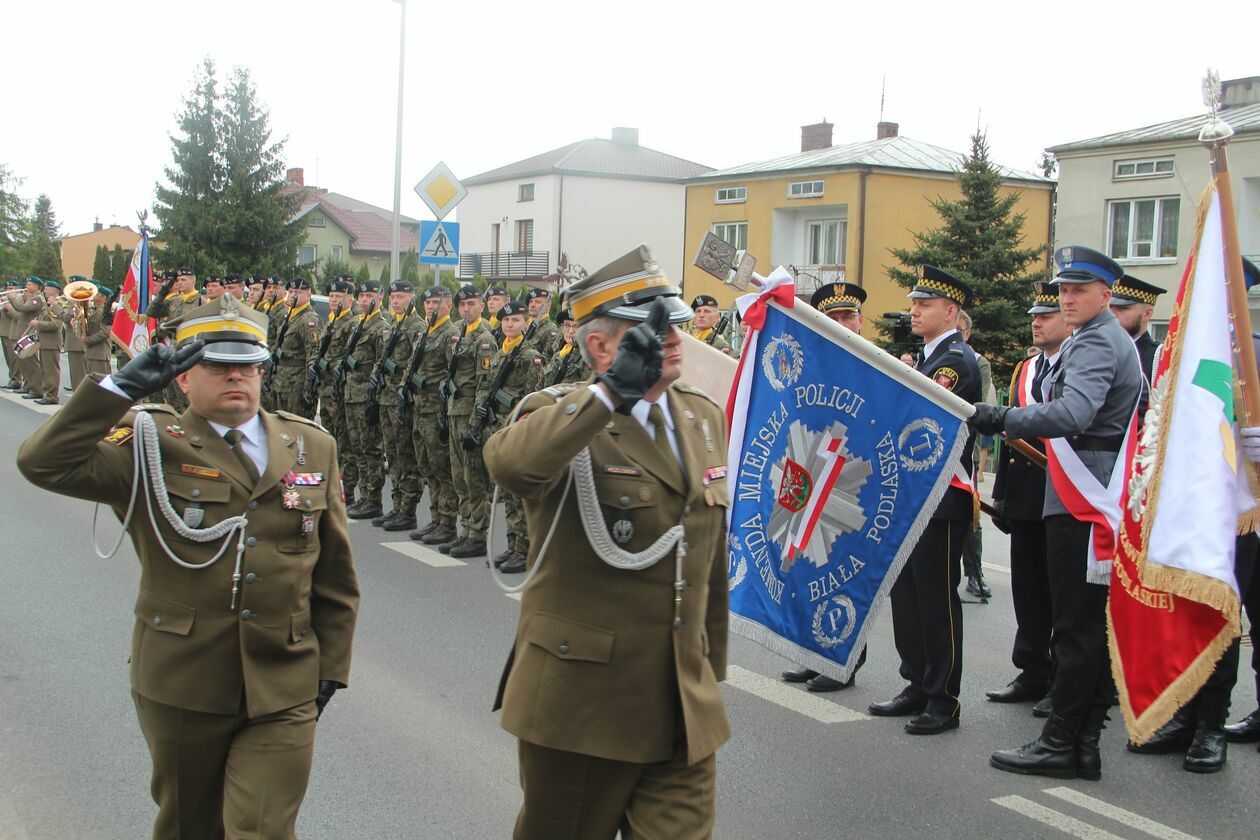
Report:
1241,426,1260,463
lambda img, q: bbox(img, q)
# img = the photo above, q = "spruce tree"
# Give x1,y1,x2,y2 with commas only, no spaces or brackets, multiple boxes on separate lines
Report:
882,131,1048,380
29,235,63,282
400,248,421,283
377,262,390,283
31,195,60,239
110,244,130,287
355,262,372,283
92,244,111,281
0,163,30,278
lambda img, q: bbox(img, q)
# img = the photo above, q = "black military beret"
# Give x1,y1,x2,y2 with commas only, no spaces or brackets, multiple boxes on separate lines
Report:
690,295,720,309
454,284,483,302
526,287,551,301
288,277,313,291
356,281,382,294
389,280,414,293
485,285,510,298
497,299,529,318
224,273,243,285
423,285,452,300
558,307,575,323
330,279,354,294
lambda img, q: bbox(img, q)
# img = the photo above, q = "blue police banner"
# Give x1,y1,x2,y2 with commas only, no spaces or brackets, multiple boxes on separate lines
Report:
725,272,972,680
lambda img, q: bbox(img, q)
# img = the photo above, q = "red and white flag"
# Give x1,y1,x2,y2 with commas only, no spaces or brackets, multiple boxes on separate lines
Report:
110,230,156,358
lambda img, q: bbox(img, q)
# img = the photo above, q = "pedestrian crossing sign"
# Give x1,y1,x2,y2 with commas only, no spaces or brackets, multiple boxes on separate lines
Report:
420,220,460,266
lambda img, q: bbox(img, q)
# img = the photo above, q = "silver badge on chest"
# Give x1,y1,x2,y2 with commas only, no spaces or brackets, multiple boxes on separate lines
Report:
183,502,204,529
612,518,634,545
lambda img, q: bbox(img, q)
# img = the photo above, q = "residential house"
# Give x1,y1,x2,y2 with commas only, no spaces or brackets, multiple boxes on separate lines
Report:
457,128,712,289
682,122,1055,338
1050,76,1260,337
59,222,142,280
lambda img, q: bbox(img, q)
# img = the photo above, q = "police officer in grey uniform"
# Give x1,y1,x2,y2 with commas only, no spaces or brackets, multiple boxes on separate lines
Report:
971,245,1143,781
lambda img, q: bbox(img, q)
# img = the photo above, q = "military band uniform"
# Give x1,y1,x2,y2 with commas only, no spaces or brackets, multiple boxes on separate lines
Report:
84,299,113,377
273,299,324,419
380,306,424,522
477,334,545,557
319,305,357,501
412,311,460,536
62,287,90,389
446,316,498,545
486,383,730,840
0,283,16,384
16,340,359,836
11,286,45,393
343,307,390,510
34,289,66,403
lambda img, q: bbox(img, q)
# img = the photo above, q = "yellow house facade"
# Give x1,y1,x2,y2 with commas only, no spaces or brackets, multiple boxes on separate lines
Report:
59,223,143,280
681,124,1055,339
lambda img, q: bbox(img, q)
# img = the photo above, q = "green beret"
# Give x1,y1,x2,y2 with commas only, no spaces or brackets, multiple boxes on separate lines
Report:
43,280,63,291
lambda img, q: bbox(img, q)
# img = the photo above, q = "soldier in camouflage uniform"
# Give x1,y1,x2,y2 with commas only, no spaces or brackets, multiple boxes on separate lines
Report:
688,294,732,355
369,280,422,532
260,278,292,412
146,268,200,412
409,286,460,546
313,278,357,502
484,285,510,341
340,281,389,520
525,286,562,356
542,307,592,386
442,285,498,558
474,299,545,573
271,277,323,419
245,276,265,309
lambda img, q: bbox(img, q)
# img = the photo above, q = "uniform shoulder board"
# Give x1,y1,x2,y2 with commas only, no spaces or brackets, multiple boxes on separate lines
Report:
674,382,720,407
133,402,178,415
275,410,329,433
542,384,580,399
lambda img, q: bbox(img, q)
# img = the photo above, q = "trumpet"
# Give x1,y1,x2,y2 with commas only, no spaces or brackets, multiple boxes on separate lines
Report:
64,279,99,341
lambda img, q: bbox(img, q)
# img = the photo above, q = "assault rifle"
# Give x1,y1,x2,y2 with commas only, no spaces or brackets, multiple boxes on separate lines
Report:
436,327,473,443
394,311,439,426
262,292,297,395
302,300,347,408
461,320,538,451
546,344,579,387
366,300,417,426
707,314,730,346
331,305,376,403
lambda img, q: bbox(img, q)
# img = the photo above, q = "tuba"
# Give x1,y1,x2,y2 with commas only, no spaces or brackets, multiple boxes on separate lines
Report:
64,279,98,342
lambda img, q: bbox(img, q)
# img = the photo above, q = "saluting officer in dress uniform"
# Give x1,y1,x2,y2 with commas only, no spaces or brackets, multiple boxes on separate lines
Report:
485,244,730,840
688,294,732,354
972,245,1143,781
986,282,1064,714
525,286,563,357
17,294,359,840
870,266,981,735
273,277,324,420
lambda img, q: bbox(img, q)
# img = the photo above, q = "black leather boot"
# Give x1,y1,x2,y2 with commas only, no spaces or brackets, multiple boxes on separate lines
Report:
1076,706,1109,781
1183,722,1227,773
990,713,1079,778
1223,708,1260,743
1127,705,1196,754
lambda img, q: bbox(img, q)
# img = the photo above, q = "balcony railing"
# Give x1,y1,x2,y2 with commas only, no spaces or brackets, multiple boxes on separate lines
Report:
459,250,550,280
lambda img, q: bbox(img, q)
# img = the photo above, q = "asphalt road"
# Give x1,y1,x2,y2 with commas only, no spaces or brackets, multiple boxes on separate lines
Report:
0,383,1256,839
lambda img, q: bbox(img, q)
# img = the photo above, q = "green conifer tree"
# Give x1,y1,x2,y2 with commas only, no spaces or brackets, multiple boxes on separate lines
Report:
92,244,111,282
355,262,372,283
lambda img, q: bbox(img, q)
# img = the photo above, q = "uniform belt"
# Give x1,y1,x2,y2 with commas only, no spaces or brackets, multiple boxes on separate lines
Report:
1067,434,1123,453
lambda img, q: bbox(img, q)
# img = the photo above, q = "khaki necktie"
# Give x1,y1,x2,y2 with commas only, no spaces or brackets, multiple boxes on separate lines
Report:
647,404,675,465
223,429,261,485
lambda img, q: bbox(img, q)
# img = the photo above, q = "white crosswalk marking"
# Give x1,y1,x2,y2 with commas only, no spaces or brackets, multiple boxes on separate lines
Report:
1043,788,1200,840
504,591,522,602
723,665,867,724
992,795,1126,840
982,562,1011,575
380,541,466,567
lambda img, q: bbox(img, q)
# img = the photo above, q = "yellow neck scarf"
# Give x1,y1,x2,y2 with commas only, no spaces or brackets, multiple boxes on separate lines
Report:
427,314,451,333
557,343,572,358
501,334,524,353
464,318,483,337
693,327,713,342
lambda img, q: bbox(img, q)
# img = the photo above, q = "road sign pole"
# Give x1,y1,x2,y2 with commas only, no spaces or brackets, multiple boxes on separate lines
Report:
389,0,407,284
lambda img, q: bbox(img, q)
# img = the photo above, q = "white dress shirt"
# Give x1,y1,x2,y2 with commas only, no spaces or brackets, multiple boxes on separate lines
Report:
588,384,682,465
920,328,959,362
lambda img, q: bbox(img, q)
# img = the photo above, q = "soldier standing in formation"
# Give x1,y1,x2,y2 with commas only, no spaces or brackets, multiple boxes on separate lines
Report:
441,285,498,558
687,294,732,354
61,275,92,391
485,285,510,339
409,286,461,545
32,279,67,404
271,278,323,419
542,307,591,386
371,280,422,533
313,278,358,500
84,284,114,378
7,276,47,397
342,281,389,520
245,276,265,309
0,279,18,385
224,274,247,301
203,276,225,300
525,287,562,356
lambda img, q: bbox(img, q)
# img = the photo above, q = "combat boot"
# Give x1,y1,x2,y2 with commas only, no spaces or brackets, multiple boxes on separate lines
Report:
409,521,440,541
422,524,456,546
499,551,527,574
438,536,466,554
990,713,1079,778
370,509,395,527
449,539,487,559
1127,704,1195,754
1076,705,1109,781
383,508,417,532
492,549,514,569
347,500,382,520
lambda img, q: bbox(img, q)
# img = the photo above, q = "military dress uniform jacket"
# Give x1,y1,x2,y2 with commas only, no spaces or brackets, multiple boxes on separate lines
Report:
992,354,1048,521
1003,309,1142,517
917,331,981,520
16,380,360,718
34,297,66,350
83,306,112,361
10,291,45,338
487,384,731,766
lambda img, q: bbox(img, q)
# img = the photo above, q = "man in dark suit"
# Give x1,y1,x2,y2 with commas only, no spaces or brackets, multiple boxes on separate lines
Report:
986,282,1064,712
868,265,981,735
1109,274,1165,420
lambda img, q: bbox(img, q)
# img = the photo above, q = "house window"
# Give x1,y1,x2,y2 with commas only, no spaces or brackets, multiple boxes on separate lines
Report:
712,222,748,251
1114,157,1175,180
806,219,845,265
1108,197,1180,260
516,219,534,251
331,245,343,261
298,244,318,265
518,183,535,202
715,186,747,204
789,180,824,199
308,215,326,228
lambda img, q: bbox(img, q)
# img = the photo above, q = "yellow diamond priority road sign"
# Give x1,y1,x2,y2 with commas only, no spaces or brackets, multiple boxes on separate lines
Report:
414,161,466,220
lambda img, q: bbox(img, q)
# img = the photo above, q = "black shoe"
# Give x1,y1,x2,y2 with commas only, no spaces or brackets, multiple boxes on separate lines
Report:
782,668,819,683
1127,709,1196,754
492,549,514,569
370,510,396,527
905,706,960,735
966,575,992,600
449,538,487,559
34,398,59,405
1183,724,1227,773
63,386,73,392
383,514,417,532
1032,696,1053,718
869,690,927,717
499,551,527,574
347,501,382,520
1223,709,1260,743
987,679,1048,704
21,392,40,399
807,674,855,692
421,524,456,545
990,714,1079,779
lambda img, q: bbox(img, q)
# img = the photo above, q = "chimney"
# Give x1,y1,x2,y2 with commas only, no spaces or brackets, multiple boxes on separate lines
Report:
1221,76,1260,108
93,217,103,233
877,121,899,140
801,120,833,152
287,167,304,186
611,127,639,146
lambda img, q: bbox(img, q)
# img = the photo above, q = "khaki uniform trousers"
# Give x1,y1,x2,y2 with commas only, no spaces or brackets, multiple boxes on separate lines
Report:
133,692,317,840
67,350,87,391
38,346,60,401
514,737,716,840
448,413,490,540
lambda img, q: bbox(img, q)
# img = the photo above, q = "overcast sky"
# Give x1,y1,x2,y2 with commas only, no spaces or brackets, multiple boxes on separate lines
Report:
5,0,1253,236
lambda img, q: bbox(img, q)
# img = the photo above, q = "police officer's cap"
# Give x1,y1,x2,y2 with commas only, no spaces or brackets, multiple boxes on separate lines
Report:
171,294,270,364
355,280,381,295
690,294,720,310
485,285,510,299
288,277,313,291
526,287,551,301
1244,257,1260,291
330,279,354,294
389,280,414,294
565,244,692,326
811,282,867,314
907,265,975,308
497,299,529,319
1027,281,1060,315
422,285,452,300
1051,245,1123,287
454,284,483,303
1111,274,1166,307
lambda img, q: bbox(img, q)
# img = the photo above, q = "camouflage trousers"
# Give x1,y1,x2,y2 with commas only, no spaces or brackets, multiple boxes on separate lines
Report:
319,388,354,501
414,408,457,527
383,402,420,513
273,366,317,420
485,416,529,553
345,401,384,503
448,413,491,540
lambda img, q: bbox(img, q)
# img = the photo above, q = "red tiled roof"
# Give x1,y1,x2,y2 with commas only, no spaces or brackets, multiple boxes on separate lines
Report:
296,197,420,255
